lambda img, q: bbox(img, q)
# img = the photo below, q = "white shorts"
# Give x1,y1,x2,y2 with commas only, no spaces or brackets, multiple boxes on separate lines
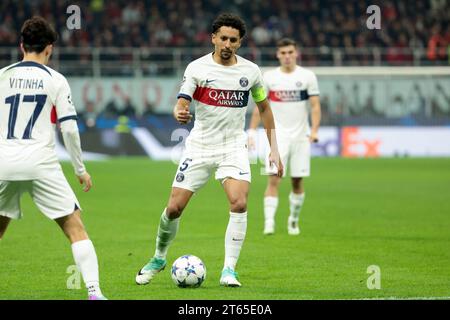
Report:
0,169,81,220
265,139,311,178
172,145,251,193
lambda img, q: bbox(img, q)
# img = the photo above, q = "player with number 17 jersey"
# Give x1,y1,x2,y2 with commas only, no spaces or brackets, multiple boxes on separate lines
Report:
0,62,79,180
0,16,106,300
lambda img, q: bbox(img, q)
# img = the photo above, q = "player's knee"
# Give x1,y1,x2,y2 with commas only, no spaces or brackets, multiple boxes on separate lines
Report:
269,176,281,188
292,187,303,194
57,212,88,243
0,217,10,239
229,198,247,213
292,178,303,193
166,203,185,219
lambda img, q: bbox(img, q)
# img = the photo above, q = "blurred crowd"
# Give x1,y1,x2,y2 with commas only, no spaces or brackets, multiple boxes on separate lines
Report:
0,0,449,64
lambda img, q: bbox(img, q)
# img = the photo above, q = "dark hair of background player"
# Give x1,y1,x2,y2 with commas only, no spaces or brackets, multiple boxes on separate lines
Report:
21,16,58,54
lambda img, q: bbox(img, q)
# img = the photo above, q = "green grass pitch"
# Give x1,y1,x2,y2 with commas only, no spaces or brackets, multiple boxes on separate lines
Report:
1,158,449,300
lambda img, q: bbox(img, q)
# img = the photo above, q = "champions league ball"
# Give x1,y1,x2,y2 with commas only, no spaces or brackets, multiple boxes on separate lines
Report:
171,255,206,288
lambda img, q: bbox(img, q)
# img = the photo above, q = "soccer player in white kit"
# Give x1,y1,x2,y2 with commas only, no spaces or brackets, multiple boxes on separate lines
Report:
136,13,283,287
0,17,106,300
249,38,322,236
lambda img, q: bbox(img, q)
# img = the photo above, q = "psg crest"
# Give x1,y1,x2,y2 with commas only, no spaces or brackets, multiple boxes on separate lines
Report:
239,77,249,87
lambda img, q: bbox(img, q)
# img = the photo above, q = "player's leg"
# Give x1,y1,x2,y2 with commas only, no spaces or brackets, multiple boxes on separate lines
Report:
0,216,11,239
263,141,288,235
55,210,105,300
158,187,193,256
136,187,194,285
30,174,106,300
137,151,210,285
288,177,305,234
0,181,23,240
288,141,310,235
263,175,282,235
221,178,249,287
292,177,305,194
215,146,251,287
55,209,88,242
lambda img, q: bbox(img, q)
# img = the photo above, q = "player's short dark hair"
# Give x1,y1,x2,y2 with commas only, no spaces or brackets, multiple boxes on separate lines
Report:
21,16,58,53
212,13,246,39
276,38,298,48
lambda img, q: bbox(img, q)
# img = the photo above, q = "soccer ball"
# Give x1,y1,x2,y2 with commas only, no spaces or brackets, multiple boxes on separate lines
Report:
171,255,206,288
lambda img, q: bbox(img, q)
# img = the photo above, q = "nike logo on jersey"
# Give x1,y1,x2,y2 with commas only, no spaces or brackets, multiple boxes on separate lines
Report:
239,171,249,175
206,79,216,84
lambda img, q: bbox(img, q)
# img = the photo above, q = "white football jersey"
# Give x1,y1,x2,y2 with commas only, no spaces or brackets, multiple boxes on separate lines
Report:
178,53,265,149
264,66,320,140
0,61,77,180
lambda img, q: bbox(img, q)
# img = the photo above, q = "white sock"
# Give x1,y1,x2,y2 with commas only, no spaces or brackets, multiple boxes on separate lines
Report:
224,212,247,271
154,208,180,260
264,197,278,225
289,192,305,221
71,239,102,297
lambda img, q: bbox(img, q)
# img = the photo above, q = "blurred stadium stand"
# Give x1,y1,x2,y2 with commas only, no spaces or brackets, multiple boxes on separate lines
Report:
1,0,449,157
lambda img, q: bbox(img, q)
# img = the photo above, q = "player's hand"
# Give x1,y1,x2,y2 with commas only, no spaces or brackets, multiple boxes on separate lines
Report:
77,172,92,192
174,104,192,124
309,132,319,143
269,150,284,177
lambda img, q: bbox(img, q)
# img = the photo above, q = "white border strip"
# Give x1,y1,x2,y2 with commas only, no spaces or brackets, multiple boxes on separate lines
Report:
353,296,450,300
261,66,450,76
310,66,450,76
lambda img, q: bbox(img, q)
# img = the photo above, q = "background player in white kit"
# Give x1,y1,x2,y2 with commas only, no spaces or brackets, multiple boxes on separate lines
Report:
249,38,321,236
0,17,106,300
136,13,283,287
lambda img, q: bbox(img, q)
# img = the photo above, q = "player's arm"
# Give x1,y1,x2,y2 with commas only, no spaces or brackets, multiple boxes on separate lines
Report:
173,97,192,124
307,72,321,143
254,94,283,177
59,120,91,192
309,95,321,143
174,62,196,125
55,77,91,192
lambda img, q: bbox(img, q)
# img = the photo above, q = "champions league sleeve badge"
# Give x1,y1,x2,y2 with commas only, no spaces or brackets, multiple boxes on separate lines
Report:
176,172,185,182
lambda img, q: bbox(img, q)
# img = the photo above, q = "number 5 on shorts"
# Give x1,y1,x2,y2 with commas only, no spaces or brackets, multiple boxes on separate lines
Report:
179,158,193,172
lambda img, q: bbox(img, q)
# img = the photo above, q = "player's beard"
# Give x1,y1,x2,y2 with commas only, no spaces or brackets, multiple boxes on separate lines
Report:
220,49,233,60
